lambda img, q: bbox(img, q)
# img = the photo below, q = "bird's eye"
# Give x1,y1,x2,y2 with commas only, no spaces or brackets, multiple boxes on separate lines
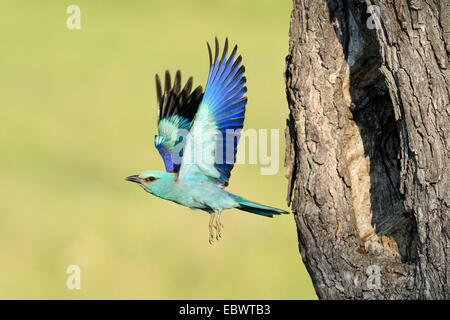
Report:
143,176,157,183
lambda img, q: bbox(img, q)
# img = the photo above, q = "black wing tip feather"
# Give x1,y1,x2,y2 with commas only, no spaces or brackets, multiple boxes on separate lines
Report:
214,37,219,63
164,70,171,93
155,74,162,107
156,70,203,122
173,70,181,94
207,42,212,67
220,38,228,63
207,37,240,69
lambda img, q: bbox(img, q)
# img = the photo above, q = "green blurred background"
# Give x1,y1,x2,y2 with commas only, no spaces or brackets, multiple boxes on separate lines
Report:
0,0,316,299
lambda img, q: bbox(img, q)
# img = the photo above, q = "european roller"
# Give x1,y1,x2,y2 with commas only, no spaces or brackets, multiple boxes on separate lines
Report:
126,38,288,243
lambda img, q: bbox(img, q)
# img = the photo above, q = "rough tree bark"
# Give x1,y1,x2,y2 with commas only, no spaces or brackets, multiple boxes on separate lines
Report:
285,0,449,299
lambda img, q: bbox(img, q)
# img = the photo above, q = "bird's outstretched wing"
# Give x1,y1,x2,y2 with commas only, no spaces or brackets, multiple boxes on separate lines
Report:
179,38,247,187
154,70,203,172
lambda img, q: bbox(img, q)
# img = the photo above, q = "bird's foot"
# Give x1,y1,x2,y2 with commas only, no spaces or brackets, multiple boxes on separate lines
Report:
215,226,222,240
208,213,216,245
214,223,222,240
214,211,223,240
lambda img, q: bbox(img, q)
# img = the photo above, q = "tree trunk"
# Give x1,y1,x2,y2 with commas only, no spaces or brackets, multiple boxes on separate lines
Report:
285,0,449,299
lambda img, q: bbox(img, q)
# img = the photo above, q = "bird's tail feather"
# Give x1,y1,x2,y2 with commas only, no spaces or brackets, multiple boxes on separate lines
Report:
229,193,289,217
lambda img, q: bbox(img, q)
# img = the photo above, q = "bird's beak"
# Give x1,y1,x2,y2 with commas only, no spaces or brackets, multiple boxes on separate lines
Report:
125,175,141,184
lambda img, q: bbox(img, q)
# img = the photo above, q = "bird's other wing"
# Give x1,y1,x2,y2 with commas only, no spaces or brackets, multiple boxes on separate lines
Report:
178,38,247,187
154,70,203,172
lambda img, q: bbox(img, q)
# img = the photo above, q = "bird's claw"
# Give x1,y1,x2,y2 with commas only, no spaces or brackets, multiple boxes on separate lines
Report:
216,225,222,239
214,222,222,240
209,228,215,244
208,212,224,244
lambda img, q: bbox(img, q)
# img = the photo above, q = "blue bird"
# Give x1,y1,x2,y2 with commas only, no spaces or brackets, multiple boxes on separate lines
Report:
126,38,288,243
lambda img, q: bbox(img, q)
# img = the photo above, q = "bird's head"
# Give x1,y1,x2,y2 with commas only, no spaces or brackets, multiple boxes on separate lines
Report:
125,170,172,195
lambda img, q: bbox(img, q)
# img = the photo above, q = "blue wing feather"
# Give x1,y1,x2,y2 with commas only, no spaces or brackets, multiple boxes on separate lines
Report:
206,40,246,184
179,38,247,186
